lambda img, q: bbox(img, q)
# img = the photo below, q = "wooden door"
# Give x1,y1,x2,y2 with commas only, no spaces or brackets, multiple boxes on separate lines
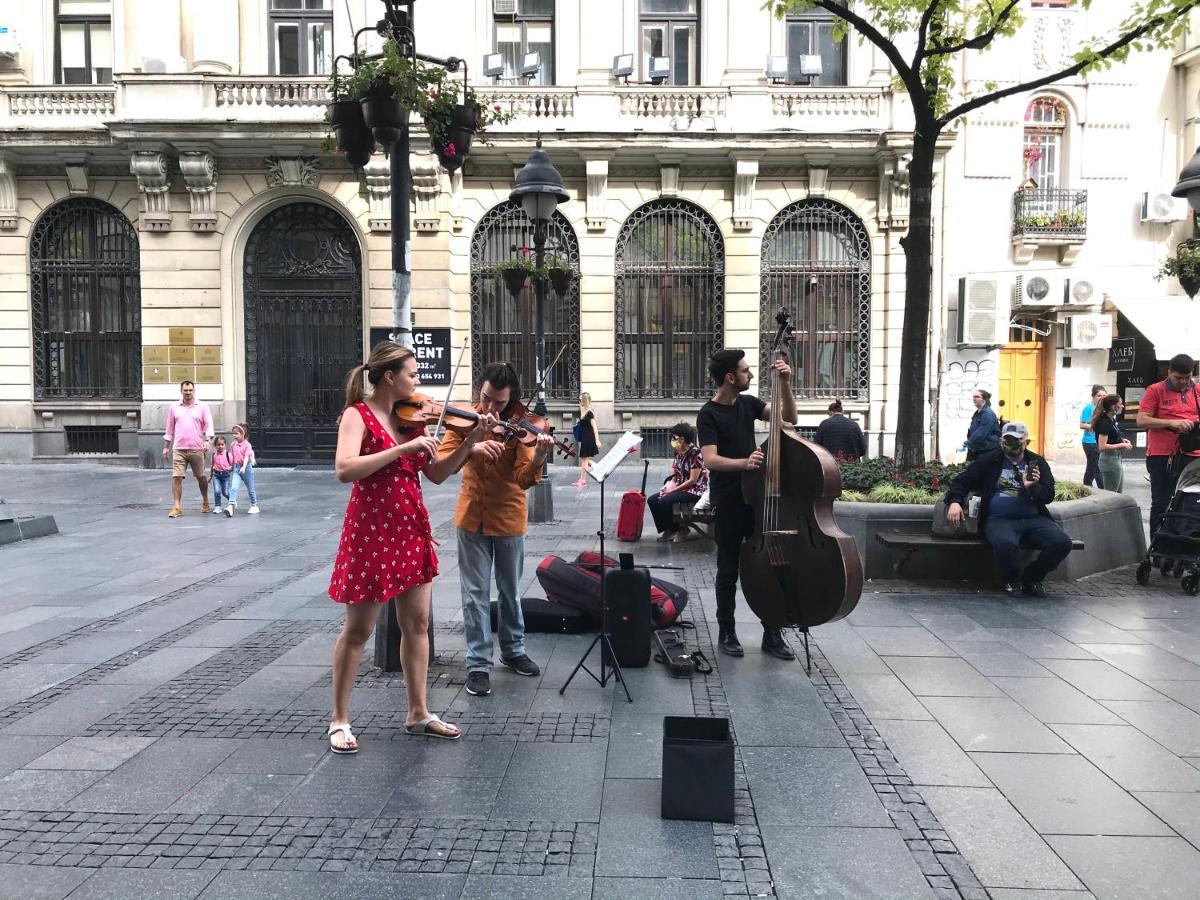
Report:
998,344,1044,453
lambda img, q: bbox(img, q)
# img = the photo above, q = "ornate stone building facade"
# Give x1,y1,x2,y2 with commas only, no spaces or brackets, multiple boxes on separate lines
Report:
0,1,1183,464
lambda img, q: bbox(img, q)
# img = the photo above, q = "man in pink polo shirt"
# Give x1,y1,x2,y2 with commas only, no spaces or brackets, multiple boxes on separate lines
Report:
162,380,214,518
1137,353,1200,537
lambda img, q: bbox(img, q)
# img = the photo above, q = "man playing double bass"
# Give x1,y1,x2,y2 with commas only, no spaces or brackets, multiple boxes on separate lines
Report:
437,362,554,699
696,349,797,661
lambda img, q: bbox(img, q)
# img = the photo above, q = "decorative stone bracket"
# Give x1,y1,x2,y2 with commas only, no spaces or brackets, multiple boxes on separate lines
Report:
660,163,680,197
130,151,172,232
448,170,464,232
64,161,89,196
732,158,758,231
0,153,17,230
363,156,391,233
585,158,609,231
807,165,829,198
877,154,911,231
179,151,217,232
265,156,319,188
410,153,441,233
1012,236,1083,266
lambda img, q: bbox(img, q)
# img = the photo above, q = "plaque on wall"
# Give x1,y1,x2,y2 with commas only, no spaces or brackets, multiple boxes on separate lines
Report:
168,327,194,345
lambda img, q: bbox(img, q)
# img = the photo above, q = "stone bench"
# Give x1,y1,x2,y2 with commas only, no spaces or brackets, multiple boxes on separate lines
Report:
875,531,1085,576
674,502,714,540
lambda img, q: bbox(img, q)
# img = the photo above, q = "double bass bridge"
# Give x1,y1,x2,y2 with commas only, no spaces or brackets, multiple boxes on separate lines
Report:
763,531,798,567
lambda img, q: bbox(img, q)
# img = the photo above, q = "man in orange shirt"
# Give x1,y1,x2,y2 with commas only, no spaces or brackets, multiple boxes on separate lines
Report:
438,362,554,697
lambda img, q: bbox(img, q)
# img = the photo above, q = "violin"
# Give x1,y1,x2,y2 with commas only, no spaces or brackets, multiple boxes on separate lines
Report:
738,308,863,630
501,400,577,459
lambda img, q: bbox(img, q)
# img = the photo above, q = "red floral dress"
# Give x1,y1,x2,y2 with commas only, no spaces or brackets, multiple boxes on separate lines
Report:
328,402,438,605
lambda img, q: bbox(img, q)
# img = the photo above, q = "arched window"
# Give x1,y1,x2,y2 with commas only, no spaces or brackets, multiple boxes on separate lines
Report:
469,200,580,402
615,199,724,400
1023,96,1067,189
760,199,870,399
31,198,140,400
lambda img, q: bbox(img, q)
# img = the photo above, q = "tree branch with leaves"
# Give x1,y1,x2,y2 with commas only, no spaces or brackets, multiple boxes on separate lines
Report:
767,0,1200,467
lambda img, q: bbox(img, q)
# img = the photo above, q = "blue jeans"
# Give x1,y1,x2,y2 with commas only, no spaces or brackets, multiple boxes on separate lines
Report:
983,515,1073,584
229,464,257,505
211,472,232,508
457,527,526,673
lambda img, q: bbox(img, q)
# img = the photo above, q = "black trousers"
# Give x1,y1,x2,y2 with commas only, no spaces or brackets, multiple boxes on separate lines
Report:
1147,455,1178,538
713,497,755,631
647,490,697,534
1082,444,1104,489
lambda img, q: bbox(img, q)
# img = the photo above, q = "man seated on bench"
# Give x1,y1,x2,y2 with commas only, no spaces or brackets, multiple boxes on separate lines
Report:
944,421,1073,598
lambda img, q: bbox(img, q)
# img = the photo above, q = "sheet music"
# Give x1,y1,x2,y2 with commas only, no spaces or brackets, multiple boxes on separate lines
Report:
588,430,642,483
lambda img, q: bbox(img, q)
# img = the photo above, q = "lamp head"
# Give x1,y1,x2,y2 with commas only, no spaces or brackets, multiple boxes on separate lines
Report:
1172,145,1200,212
510,138,569,224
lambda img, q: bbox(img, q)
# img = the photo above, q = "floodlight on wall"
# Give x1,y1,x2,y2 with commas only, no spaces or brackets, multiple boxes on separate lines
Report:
799,55,822,78
612,53,634,81
520,51,541,78
482,52,504,78
648,56,670,85
765,56,788,83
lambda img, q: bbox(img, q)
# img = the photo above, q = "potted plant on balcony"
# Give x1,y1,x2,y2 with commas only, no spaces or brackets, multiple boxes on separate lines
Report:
544,254,574,295
1156,243,1200,299
496,258,536,296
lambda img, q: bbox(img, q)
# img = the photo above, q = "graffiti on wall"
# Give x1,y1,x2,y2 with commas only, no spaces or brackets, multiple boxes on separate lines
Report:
942,358,996,421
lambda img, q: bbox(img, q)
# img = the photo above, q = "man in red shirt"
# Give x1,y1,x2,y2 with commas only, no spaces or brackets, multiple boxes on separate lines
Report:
1136,353,1200,536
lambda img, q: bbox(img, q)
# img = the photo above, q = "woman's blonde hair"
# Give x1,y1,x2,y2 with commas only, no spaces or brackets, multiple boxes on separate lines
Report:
579,392,592,411
344,341,416,411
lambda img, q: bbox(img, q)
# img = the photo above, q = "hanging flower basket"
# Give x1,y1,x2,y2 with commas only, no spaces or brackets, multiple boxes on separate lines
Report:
544,256,574,295
1155,243,1200,299
360,82,405,149
435,141,466,174
497,259,535,296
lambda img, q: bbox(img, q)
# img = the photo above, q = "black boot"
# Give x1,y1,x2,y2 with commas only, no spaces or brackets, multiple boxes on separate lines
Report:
718,627,744,657
762,627,796,661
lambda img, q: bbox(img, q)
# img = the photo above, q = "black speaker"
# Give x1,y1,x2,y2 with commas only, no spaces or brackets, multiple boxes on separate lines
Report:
602,554,652,668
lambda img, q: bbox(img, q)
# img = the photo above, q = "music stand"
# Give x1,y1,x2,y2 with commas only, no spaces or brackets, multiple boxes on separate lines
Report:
559,431,642,702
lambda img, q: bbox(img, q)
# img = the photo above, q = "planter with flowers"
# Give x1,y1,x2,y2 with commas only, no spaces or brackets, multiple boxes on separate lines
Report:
496,258,536,297
544,254,574,295
324,40,513,173
1156,243,1200,299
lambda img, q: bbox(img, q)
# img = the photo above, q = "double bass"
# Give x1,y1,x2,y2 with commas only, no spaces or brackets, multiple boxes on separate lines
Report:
738,309,863,630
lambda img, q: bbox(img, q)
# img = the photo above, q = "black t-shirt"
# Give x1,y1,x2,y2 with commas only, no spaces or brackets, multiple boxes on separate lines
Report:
696,394,766,505
1096,415,1123,447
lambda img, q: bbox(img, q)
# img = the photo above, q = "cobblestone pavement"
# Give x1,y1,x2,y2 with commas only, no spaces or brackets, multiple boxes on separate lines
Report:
0,461,1198,898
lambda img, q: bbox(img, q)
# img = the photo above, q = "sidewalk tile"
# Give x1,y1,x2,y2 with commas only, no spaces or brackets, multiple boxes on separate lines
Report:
971,753,1173,836
921,697,1074,753
762,825,935,899
596,778,717,879
920,786,1083,890
741,746,889,827
873,720,991,787
1046,835,1200,900
1049,723,1200,791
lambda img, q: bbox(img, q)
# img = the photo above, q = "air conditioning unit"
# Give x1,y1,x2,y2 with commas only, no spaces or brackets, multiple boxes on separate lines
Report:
1066,313,1113,350
1014,272,1056,307
956,277,1007,346
493,0,517,13
1140,190,1189,224
1063,276,1096,305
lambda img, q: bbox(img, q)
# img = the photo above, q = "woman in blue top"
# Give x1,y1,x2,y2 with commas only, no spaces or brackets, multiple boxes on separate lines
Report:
966,389,1001,461
1079,384,1106,489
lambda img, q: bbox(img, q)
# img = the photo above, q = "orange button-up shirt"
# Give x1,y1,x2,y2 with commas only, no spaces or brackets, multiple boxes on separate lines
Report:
438,429,543,537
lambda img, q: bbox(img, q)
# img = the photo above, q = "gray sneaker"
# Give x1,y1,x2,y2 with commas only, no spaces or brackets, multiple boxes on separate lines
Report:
500,654,540,677
465,671,491,696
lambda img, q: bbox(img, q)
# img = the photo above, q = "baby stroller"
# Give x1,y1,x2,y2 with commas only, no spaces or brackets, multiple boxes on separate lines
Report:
1137,458,1200,595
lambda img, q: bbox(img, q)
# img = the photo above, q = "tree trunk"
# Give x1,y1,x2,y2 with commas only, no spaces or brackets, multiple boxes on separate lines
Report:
894,129,940,470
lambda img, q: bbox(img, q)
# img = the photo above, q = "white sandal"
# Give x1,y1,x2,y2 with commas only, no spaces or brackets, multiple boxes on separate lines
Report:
327,723,358,754
404,713,461,741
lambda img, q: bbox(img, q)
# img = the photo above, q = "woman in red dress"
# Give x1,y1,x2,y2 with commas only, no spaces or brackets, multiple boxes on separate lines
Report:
327,341,493,752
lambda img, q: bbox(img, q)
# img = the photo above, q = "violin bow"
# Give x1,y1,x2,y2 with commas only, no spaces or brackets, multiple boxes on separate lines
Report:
431,338,470,444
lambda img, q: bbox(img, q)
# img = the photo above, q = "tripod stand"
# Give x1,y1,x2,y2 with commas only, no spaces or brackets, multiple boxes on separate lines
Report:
559,459,634,702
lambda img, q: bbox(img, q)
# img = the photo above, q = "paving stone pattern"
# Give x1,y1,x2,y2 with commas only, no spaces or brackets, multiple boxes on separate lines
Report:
6,463,1197,898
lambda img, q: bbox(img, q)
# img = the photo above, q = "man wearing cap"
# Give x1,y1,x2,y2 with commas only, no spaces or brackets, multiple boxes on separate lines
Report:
943,422,1073,598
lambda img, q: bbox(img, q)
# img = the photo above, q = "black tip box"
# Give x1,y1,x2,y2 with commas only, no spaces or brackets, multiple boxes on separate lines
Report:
660,716,734,823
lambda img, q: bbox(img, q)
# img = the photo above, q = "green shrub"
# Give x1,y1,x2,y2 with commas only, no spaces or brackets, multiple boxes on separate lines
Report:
866,484,942,505
1055,480,1091,501
838,457,964,494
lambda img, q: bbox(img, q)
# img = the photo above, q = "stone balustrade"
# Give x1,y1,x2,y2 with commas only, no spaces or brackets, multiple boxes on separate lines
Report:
2,87,116,123
0,77,894,135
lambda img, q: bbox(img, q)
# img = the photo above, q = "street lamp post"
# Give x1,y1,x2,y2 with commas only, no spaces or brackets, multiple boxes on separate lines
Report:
510,139,569,524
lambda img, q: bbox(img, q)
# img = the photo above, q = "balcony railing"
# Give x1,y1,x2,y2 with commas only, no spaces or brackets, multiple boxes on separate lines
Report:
1012,188,1088,240
0,77,894,135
